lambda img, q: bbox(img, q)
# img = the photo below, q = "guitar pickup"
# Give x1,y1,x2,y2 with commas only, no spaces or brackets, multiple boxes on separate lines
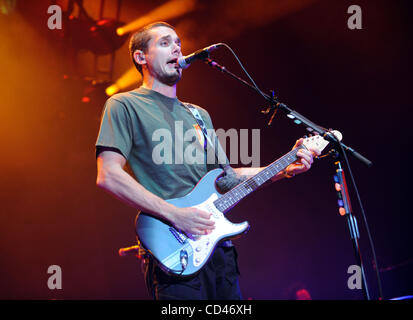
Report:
169,227,187,244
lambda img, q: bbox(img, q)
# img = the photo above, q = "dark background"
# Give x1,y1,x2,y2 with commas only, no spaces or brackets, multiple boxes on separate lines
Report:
0,0,412,300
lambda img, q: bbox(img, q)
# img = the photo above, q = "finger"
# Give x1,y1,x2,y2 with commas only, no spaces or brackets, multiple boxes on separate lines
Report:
308,147,321,156
193,227,214,236
297,150,313,164
289,163,305,174
191,228,206,236
199,219,215,227
197,209,213,219
195,214,215,227
305,149,315,161
300,158,311,170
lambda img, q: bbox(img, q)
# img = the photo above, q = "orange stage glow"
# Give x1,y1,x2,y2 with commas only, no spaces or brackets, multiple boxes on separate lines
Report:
116,0,197,36
105,67,141,96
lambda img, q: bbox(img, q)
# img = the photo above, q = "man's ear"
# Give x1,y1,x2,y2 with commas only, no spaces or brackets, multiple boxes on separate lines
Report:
133,50,146,66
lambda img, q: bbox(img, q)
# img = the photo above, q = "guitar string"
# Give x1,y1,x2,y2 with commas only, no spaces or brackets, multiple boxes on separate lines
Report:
215,145,304,210
223,150,297,203
215,148,300,210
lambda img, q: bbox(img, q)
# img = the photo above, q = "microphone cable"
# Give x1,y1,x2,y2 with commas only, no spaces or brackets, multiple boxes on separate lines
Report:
213,43,271,103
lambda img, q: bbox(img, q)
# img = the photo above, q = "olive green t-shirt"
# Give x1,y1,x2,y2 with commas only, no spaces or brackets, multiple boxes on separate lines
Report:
96,86,228,200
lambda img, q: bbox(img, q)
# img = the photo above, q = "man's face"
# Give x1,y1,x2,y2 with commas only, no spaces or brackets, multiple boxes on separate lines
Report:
144,26,183,86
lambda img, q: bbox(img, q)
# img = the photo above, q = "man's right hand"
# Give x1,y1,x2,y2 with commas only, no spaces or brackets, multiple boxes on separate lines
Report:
170,206,215,236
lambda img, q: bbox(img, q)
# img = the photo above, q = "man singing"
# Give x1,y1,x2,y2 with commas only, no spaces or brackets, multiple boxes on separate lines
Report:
95,22,319,300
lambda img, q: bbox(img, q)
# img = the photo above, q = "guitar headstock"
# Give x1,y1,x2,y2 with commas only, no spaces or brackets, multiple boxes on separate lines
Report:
302,130,342,153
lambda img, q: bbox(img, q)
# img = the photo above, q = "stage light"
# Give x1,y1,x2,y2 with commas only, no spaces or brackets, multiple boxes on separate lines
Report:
105,84,119,97
116,27,125,36
65,17,129,55
0,0,16,15
118,0,196,35
105,67,141,96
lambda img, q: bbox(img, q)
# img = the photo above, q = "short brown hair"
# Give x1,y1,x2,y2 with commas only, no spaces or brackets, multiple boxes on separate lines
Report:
129,22,175,75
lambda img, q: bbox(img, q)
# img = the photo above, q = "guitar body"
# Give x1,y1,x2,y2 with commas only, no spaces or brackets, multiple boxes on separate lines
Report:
135,131,342,277
135,168,250,277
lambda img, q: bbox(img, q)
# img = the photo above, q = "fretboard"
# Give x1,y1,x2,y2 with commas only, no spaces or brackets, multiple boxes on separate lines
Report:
213,147,302,213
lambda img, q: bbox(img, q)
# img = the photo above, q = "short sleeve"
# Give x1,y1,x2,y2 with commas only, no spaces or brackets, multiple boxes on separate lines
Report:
95,97,133,159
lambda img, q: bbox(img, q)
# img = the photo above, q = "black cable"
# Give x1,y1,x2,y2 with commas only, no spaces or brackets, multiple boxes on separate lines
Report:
212,43,384,300
216,43,271,102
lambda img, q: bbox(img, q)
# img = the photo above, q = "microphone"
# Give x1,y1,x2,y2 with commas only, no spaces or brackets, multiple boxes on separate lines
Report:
177,43,222,68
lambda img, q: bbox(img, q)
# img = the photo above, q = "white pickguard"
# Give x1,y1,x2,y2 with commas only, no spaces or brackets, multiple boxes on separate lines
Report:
188,193,249,267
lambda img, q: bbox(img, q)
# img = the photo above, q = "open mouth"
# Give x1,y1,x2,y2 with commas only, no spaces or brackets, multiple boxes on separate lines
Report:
167,58,179,68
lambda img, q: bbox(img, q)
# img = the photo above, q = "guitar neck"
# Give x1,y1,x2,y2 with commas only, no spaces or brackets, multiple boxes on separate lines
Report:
214,147,303,213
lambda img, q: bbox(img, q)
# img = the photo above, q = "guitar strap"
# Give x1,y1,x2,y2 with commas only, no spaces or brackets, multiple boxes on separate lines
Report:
183,103,237,248
183,103,225,169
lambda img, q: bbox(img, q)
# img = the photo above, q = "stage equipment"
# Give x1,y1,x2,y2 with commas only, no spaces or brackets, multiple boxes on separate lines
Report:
189,43,380,300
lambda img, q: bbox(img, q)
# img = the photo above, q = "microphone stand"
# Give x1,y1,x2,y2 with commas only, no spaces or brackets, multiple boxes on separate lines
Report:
203,57,376,300
203,59,372,166
333,155,370,299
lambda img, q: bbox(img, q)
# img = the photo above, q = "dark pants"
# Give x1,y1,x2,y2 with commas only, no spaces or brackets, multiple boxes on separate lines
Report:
144,246,242,300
